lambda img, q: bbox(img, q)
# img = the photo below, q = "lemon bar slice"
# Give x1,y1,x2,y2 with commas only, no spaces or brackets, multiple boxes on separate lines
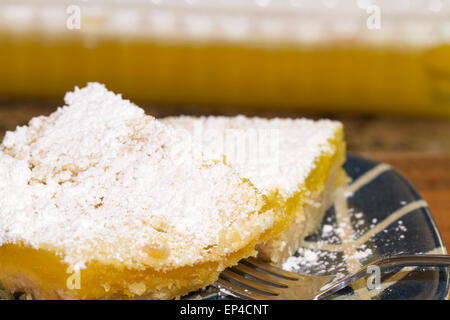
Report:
163,115,348,265
0,83,278,299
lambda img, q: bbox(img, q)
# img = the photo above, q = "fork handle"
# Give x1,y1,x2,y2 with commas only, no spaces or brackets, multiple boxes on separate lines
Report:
314,254,450,300
374,254,450,269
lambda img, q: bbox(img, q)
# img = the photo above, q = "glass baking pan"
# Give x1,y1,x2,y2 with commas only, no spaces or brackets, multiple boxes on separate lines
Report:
0,0,449,116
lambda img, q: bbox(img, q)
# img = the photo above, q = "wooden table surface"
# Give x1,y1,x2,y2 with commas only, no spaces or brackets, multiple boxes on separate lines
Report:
1,100,449,248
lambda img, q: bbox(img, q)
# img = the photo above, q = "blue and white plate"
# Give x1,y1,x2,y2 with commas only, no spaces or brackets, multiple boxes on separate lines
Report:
195,153,449,300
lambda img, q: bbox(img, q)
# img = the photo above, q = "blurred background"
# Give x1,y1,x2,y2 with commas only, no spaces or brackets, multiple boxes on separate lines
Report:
0,0,449,245
1,0,450,116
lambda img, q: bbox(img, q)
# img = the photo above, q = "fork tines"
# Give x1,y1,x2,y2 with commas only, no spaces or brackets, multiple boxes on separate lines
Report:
216,257,302,300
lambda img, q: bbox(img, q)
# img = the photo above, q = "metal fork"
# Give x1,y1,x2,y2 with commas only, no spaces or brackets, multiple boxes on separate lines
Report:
215,254,450,300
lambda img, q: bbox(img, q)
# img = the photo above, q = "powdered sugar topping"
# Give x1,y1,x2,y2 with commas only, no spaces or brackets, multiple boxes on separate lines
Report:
163,115,341,198
0,83,274,270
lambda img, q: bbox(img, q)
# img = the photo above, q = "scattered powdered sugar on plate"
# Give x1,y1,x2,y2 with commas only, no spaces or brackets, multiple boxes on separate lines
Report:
282,207,409,282
321,224,334,237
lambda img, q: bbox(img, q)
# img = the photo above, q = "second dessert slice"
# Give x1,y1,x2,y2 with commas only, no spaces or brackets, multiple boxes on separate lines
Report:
163,115,348,265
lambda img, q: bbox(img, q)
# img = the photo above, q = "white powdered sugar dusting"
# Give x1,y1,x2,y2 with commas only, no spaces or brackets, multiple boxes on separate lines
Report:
163,115,341,199
282,209,409,282
0,83,275,271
